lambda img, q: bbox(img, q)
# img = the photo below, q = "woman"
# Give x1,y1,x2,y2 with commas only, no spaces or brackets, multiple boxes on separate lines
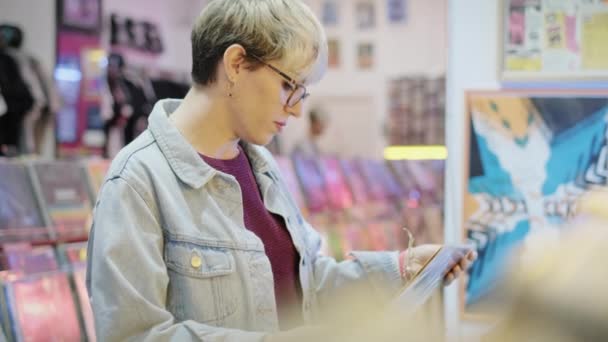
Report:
87,1,475,341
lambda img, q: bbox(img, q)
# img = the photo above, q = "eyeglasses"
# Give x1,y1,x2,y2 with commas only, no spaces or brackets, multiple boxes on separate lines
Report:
249,54,310,108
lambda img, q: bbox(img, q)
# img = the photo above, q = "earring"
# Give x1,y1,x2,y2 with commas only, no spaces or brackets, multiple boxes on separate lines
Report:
228,79,234,98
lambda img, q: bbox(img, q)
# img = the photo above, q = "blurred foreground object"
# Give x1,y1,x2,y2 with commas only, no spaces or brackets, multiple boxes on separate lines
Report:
486,190,608,342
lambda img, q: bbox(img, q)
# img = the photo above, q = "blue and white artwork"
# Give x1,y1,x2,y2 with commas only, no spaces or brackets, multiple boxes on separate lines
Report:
464,91,608,309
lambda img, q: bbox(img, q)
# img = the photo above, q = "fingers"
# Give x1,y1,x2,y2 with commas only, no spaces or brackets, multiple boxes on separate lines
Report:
457,251,477,271
443,265,462,286
443,250,478,286
444,272,455,286
459,258,472,271
452,264,462,277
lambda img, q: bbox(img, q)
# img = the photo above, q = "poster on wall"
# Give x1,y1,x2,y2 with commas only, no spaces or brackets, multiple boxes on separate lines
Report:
58,0,102,32
56,1,103,156
501,0,608,80
463,90,608,316
110,14,164,54
356,1,376,29
387,0,407,23
322,0,339,26
328,39,340,68
357,43,374,69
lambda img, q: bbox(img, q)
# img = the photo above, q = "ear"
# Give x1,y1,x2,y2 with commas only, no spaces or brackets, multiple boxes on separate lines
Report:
222,44,247,83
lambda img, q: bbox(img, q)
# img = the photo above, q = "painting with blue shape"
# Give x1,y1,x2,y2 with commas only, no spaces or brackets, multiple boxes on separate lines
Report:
463,91,608,315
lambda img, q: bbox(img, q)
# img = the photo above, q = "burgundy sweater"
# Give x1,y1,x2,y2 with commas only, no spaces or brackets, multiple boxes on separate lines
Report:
201,147,302,329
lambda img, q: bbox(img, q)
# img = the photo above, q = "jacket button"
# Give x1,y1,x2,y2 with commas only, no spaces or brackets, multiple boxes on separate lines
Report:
191,254,202,268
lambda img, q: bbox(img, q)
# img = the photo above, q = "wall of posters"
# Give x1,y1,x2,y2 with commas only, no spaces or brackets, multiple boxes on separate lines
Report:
501,0,608,80
463,90,608,314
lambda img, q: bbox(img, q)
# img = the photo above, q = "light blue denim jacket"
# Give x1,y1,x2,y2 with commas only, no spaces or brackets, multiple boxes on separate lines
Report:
86,99,403,341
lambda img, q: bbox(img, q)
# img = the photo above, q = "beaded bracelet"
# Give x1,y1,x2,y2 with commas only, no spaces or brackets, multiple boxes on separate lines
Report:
401,226,417,282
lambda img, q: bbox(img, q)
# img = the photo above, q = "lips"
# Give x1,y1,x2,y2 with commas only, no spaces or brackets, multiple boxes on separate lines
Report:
274,121,286,132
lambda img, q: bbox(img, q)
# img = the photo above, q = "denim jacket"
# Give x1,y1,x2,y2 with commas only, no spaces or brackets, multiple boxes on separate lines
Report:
86,99,403,341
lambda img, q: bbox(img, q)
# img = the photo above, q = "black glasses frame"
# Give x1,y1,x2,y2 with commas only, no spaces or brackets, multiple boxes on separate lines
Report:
249,54,309,107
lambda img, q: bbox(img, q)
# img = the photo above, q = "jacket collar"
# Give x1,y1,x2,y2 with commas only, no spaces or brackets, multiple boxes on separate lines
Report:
148,99,272,188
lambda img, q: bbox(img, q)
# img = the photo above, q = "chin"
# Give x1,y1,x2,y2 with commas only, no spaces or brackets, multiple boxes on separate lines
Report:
244,134,274,146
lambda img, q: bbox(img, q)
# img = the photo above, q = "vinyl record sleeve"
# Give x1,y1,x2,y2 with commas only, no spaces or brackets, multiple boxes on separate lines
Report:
6,272,82,341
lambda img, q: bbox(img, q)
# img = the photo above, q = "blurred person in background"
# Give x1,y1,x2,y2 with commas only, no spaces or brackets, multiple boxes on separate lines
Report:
87,1,475,341
0,24,33,156
293,107,328,157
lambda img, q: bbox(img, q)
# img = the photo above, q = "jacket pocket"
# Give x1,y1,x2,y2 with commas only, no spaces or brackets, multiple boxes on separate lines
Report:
164,239,238,324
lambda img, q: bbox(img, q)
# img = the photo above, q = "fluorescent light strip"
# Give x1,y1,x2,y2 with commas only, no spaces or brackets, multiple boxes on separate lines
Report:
383,145,447,160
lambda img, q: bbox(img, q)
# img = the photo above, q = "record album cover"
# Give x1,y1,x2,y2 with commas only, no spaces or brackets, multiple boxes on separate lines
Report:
0,161,47,240
6,272,82,341
32,161,92,239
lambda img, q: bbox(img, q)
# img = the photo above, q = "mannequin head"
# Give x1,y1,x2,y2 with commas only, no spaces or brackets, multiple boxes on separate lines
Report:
0,24,23,49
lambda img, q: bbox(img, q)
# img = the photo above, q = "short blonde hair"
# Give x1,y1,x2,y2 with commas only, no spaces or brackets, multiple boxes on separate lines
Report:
191,0,327,86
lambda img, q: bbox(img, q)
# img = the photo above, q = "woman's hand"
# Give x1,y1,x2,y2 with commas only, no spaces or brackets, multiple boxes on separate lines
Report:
403,244,477,286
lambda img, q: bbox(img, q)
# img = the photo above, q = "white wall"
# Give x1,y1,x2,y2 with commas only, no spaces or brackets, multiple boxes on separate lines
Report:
0,0,56,77
443,0,500,340
281,0,449,158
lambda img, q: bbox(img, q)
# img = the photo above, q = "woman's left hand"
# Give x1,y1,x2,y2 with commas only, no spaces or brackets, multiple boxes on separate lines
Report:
405,244,477,286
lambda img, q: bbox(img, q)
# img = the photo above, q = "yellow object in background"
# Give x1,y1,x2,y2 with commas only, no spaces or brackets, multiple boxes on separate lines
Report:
582,13,608,70
505,57,542,71
384,146,447,160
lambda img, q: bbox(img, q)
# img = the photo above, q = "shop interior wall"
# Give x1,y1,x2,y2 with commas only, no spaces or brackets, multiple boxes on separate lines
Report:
0,0,447,159
444,0,500,340
103,0,448,159
0,0,57,158
282,0,448,158
101,0,205,75
0,0,487,337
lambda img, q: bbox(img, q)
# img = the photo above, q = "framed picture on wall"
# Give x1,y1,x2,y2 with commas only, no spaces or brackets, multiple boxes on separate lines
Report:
357,43,374,69
328,39,340,68
58,0,102,33
322,0,339,26
387,0,407,23
500,0,608,81
356,1,376,29
462,90,608,318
